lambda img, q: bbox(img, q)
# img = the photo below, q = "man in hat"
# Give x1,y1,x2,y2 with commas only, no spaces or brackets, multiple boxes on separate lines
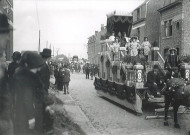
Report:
13,51,45,135
0,13,14,135
8,51,21,79
146,65,163,97
63,64,71,94
38,48,54,134
164,48,180,79
39,48,52,93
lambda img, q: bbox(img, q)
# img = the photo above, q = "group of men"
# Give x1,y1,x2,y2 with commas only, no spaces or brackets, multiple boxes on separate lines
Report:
146,48,181,98
0,13,54,135
54,64,70,94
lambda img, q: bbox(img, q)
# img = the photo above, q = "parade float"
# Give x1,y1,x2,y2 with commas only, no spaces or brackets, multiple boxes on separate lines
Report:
93,12,147,115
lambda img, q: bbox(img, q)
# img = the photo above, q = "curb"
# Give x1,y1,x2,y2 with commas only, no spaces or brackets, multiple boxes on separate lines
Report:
50,77,101,135
55,93,101,135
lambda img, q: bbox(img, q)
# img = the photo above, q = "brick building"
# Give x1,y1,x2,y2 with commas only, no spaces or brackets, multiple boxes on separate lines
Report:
158,0,190,58
87,25,106,65
0,0,13,61
131,0,164,46
87,34,96,64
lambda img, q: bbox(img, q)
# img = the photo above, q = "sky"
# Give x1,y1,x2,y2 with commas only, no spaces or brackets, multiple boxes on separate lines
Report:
13,0,144,58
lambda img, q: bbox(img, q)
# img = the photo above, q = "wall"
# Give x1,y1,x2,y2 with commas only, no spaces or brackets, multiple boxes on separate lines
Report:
160,4,183,57
87,27,106,65
131,25,145,42
131,0,164,45
145,0,165,47
181,0,190,55
94,27,106,65
87,35,96,64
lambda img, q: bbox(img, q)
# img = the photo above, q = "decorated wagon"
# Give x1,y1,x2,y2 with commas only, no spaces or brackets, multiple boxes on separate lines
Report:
94,11,147,115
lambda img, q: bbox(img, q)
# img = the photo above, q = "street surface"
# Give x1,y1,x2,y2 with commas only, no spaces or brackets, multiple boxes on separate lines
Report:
68,73,190,135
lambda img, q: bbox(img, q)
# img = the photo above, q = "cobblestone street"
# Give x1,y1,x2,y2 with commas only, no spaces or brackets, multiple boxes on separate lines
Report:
66,73,190,135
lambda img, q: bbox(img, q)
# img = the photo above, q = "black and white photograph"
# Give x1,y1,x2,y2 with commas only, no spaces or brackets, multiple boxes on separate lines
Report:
1,0,190,135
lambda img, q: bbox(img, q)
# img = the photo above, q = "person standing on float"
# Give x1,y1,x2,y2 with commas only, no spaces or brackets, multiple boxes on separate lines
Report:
141,37,151,62
130,37,140,56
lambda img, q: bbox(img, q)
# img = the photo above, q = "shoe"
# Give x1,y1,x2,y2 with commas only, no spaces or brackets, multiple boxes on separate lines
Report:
67,91,69,94
64,92,66,95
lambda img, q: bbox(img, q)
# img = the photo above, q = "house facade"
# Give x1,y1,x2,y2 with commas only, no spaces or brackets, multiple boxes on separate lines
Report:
87,25,106,65
158,0,190,58
131,0,164,46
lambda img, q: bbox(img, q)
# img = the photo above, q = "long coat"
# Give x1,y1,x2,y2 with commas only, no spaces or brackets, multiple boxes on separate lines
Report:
13,67,43,135
63,68,70,83
57,70,64,90
0,58,13,135
37,64,50,93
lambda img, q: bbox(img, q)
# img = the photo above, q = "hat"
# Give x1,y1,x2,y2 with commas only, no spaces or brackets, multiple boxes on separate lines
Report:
41,48,51,58
0,13,12,33
153,65,159,69
169,48,177,52
12,51,21,61
20,51,45,69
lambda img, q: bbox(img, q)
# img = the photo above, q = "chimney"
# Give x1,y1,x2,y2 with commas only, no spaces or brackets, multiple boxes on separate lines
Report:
95,31,98,35
101,24,104,31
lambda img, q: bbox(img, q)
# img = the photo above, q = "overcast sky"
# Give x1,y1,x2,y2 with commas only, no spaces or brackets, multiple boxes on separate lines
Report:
13,0,144,58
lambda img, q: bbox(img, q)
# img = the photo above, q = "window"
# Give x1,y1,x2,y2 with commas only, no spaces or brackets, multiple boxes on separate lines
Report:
164,20,173,37
137,8,140,20
176,22,180,30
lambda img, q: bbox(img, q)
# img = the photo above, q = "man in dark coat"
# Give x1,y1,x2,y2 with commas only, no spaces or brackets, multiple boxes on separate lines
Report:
54,65,59,85
63,65,71,94
146,65,162,97
8,51,21,79
8,51,21,101
0,13,14,135
38,48,52,93
85,64,90,79
57,67,64,91
38,48,54,134
164,48,180,79
13,51,45,135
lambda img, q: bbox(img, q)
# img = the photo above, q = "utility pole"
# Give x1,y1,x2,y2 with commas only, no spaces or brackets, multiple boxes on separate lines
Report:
46,41,48,48
38,30,40,54
53,46,54,56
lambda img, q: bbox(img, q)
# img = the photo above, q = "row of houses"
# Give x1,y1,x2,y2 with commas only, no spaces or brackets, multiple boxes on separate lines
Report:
87,0,190,64
0,0,13,61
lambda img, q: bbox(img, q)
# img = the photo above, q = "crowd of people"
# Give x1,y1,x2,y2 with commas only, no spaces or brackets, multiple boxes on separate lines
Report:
0,13,55,135
83,63,99,80
54,64,70,94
